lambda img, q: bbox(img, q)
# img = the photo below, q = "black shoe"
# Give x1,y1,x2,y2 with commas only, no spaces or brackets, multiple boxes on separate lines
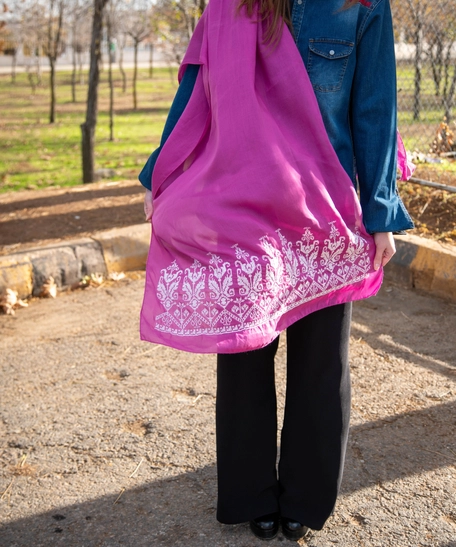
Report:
281,517,309,540
249,512,280,540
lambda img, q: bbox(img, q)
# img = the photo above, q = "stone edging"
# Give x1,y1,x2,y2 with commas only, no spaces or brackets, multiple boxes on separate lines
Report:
0,224,151,298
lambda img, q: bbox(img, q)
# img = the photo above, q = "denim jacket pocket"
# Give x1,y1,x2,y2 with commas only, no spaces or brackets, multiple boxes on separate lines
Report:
307,38,354,93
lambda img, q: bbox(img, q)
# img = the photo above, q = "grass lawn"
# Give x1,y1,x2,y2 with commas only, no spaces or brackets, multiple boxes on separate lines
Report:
0,62,455,195
0,67,178,193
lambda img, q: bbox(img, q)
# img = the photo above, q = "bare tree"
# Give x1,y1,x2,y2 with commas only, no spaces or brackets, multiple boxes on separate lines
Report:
103,0,128,139
0,2,21,84
81,0,109,183
124,0,152,110
106,0,115,141
148,39,153,78
21,2,47,92
405,0,425,120
175,0,205,39
117,29,127,92
153,0,206,70
69,0,91,102
45,0,65,123
423,5,456,121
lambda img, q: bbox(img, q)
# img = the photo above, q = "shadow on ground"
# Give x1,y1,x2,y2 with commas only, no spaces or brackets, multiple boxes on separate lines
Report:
0,185,143,214
1,399,454,546
0,203,145,247
352,290,456,377
0,183,146,248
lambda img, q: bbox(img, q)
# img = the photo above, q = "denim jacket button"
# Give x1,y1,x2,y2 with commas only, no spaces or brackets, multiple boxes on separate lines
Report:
297,0,302,4
329,49,335,55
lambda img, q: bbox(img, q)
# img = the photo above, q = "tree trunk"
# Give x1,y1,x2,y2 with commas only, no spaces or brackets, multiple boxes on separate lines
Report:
434,38,443,97
81,122,95,183
119,44,127,93
26,66,37,94
428,36,442,97
71,43,77,102
198,0,206,17
47,0,63,124
36,52,42,85
107,15,114,141
11,49,17,84
78,51,84,85
443,66,456,123
442,44,453,103
412,15,422,121
133,40,138,110
49,59,56,123
149,42,153,78
81,0,108,183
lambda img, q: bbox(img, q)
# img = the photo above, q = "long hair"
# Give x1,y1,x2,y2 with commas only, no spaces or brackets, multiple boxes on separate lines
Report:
238,0,359,45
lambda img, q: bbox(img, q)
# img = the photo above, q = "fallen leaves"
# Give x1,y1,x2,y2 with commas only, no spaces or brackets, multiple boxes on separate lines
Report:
1,272,128,315
40,276,57,298
0,288,28,315
10,454,37,477
108,272,126,281
398,180,456,243
430,119,455,155
72,271,126,290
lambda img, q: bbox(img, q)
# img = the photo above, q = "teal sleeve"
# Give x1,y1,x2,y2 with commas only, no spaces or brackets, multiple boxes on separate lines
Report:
139,64,200,190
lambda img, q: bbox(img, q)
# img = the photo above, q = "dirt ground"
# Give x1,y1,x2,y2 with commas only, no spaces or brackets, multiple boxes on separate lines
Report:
0,274,455,547
399,165,456,243
0,180,145,256
0,175,455,256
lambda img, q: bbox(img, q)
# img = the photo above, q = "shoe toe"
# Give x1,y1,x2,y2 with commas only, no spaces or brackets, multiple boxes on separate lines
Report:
281,517,309,540
249,513,279,540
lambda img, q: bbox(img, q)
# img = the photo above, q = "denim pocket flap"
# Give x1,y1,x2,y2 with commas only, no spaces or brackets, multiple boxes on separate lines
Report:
309,39,354,60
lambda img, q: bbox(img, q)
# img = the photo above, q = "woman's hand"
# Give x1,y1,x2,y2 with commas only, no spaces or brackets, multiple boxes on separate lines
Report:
373,232,396,270
144,189,153,222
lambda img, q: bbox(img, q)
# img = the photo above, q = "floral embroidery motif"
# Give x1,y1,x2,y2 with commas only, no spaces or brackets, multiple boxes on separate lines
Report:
155,224,371,336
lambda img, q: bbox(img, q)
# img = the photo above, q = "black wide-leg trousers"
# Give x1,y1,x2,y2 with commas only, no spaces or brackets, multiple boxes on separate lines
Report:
216,303,352,531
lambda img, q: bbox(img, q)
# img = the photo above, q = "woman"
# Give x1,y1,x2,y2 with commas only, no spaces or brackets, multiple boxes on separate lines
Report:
139,0,413,540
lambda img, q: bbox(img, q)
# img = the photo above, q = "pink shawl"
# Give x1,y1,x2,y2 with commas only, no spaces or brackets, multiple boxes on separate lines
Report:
140,0,383,354
397,131,416,181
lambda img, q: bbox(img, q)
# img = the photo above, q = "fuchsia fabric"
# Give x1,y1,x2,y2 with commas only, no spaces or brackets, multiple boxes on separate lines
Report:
397,131,416,181
140,0,383,354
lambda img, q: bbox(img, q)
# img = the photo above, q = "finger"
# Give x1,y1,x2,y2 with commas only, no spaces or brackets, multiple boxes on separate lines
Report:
144,200,153,221
144,205,152,222
373,247,384,271
381,247,395,267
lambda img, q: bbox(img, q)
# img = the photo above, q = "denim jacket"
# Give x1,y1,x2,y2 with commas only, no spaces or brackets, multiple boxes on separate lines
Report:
139,0,414,234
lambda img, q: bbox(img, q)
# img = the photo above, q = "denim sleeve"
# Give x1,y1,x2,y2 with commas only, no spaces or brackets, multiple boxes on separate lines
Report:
138,64,201,191
350,0,414,233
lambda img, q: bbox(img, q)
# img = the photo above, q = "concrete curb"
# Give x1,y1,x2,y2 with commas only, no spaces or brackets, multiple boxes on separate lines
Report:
1,227,455,302
0,224,150,299
385,234,456,301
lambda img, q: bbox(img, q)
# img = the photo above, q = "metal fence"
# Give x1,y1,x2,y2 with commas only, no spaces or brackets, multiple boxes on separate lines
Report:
392,0,456,153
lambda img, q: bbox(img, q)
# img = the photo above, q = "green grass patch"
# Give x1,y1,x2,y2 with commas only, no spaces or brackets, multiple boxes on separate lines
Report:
0,67,178,193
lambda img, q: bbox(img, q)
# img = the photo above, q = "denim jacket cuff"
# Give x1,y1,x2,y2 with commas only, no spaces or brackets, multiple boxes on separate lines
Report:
363,197,415,234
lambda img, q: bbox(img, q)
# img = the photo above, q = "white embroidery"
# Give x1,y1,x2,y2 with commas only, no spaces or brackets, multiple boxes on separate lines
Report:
154,224,371,336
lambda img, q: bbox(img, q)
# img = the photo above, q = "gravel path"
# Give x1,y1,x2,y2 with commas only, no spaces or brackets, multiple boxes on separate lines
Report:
0,275,455,547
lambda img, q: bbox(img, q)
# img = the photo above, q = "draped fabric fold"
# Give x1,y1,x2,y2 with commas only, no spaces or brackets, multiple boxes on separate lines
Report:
397,131,416,181
140,0,383,354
